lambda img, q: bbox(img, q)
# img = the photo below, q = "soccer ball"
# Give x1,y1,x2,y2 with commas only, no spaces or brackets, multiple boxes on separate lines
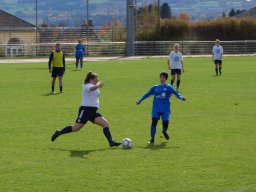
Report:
122,138,132,149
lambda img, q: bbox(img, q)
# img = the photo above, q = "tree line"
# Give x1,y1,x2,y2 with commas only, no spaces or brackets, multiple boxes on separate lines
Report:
136,3,256,41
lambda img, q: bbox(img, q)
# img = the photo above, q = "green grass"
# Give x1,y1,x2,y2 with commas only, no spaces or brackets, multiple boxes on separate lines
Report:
0,56,256,192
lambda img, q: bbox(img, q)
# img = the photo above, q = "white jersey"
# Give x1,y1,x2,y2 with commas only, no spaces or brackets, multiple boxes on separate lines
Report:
80,83,100,108
212,45,223,60
168,51,183,69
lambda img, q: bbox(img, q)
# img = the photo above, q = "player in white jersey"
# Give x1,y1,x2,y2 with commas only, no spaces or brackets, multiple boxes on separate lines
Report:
51,71,121,147
167,44,184,91
212,39,223,75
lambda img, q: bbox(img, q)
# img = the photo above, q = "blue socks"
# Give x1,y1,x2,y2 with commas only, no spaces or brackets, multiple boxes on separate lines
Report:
151,126,156,140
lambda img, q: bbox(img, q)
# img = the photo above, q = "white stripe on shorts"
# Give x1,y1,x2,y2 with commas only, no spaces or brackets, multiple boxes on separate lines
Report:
78,110,84,119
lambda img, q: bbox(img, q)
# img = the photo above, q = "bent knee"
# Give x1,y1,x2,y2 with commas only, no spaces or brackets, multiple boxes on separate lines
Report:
72,124,83,132
102,122,109,128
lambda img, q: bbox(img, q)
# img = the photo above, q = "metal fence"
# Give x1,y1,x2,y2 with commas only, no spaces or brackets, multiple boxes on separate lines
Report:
0,40,256,57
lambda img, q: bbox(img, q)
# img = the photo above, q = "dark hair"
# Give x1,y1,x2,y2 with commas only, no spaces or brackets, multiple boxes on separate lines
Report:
84,71,98,84
160,72,168,80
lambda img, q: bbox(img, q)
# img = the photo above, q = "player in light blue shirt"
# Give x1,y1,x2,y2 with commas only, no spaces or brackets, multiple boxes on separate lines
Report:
75,39,86,70
136,72,186,144
212,39,223,75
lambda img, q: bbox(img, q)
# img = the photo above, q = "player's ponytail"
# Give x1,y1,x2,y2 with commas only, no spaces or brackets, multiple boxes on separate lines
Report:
84,71,98,84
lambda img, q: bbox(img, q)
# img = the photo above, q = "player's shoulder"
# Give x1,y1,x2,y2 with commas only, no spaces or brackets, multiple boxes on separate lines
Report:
84,83,94,91
165,83,173,88
165,84,175,90
85,83,93,87
151,84,160,89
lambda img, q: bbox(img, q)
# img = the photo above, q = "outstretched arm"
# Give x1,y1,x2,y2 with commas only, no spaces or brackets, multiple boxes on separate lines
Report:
136,86,155,105
169,85,186,101
89,82,104,91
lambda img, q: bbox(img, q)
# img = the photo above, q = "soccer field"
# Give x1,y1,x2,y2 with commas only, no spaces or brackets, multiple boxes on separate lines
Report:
0,56,256,192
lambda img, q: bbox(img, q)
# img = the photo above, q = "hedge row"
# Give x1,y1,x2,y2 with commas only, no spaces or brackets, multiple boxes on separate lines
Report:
137,17,256,41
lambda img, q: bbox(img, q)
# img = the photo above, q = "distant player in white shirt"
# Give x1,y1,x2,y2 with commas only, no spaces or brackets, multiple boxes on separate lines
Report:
212,39,223,75
51,71,121,147
167,44,184,91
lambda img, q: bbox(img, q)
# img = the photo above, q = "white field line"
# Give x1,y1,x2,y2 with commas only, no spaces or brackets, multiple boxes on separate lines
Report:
0,54,255,64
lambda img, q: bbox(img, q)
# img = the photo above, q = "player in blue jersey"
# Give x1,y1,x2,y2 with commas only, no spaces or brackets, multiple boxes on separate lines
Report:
136,72,186,144
75,39,86,70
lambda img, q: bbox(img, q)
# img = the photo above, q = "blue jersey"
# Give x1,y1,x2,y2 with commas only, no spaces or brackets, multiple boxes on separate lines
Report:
75,44,85,57
138,84,184,113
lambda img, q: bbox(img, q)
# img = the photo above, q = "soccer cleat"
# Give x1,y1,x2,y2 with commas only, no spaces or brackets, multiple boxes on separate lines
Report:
162,131,170,140
109,140,121,147
148,139,154,144
51,130,60,142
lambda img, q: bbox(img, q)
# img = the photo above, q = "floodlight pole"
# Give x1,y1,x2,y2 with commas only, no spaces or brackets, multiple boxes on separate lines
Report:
35,0,38,56
126,0,135,56
86,0,89,43
157,0,160,39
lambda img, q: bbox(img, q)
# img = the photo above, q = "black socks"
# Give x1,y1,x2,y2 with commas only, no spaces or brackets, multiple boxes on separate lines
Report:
52,86,63,92
177,80,180,89
59,126,73,135
103,127,112,142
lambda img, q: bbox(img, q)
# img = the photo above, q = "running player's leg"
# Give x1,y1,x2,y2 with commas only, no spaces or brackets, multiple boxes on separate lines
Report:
51,77,56,93
150,117,158,144
51,123,84,142
51,106,88,142
80,58,83,70
162,111,170,140
219,60,222,75
58,76,63,93
176,69,181,91
150,111,160,144
51,68,58,93
171,69,176,85
215,61,219,75
94,116,121,147
75,58,79,70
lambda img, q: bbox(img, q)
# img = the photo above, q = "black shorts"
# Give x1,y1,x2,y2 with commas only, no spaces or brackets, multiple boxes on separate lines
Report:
214,60,222,65
171,69,182,75
52,67,64,78
76,106,102,124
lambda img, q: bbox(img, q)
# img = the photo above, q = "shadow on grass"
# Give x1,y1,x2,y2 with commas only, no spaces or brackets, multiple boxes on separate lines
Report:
16,67,46,70
138,142,180,151
212,74,222,77
49,147,108,159
42,92,61,96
